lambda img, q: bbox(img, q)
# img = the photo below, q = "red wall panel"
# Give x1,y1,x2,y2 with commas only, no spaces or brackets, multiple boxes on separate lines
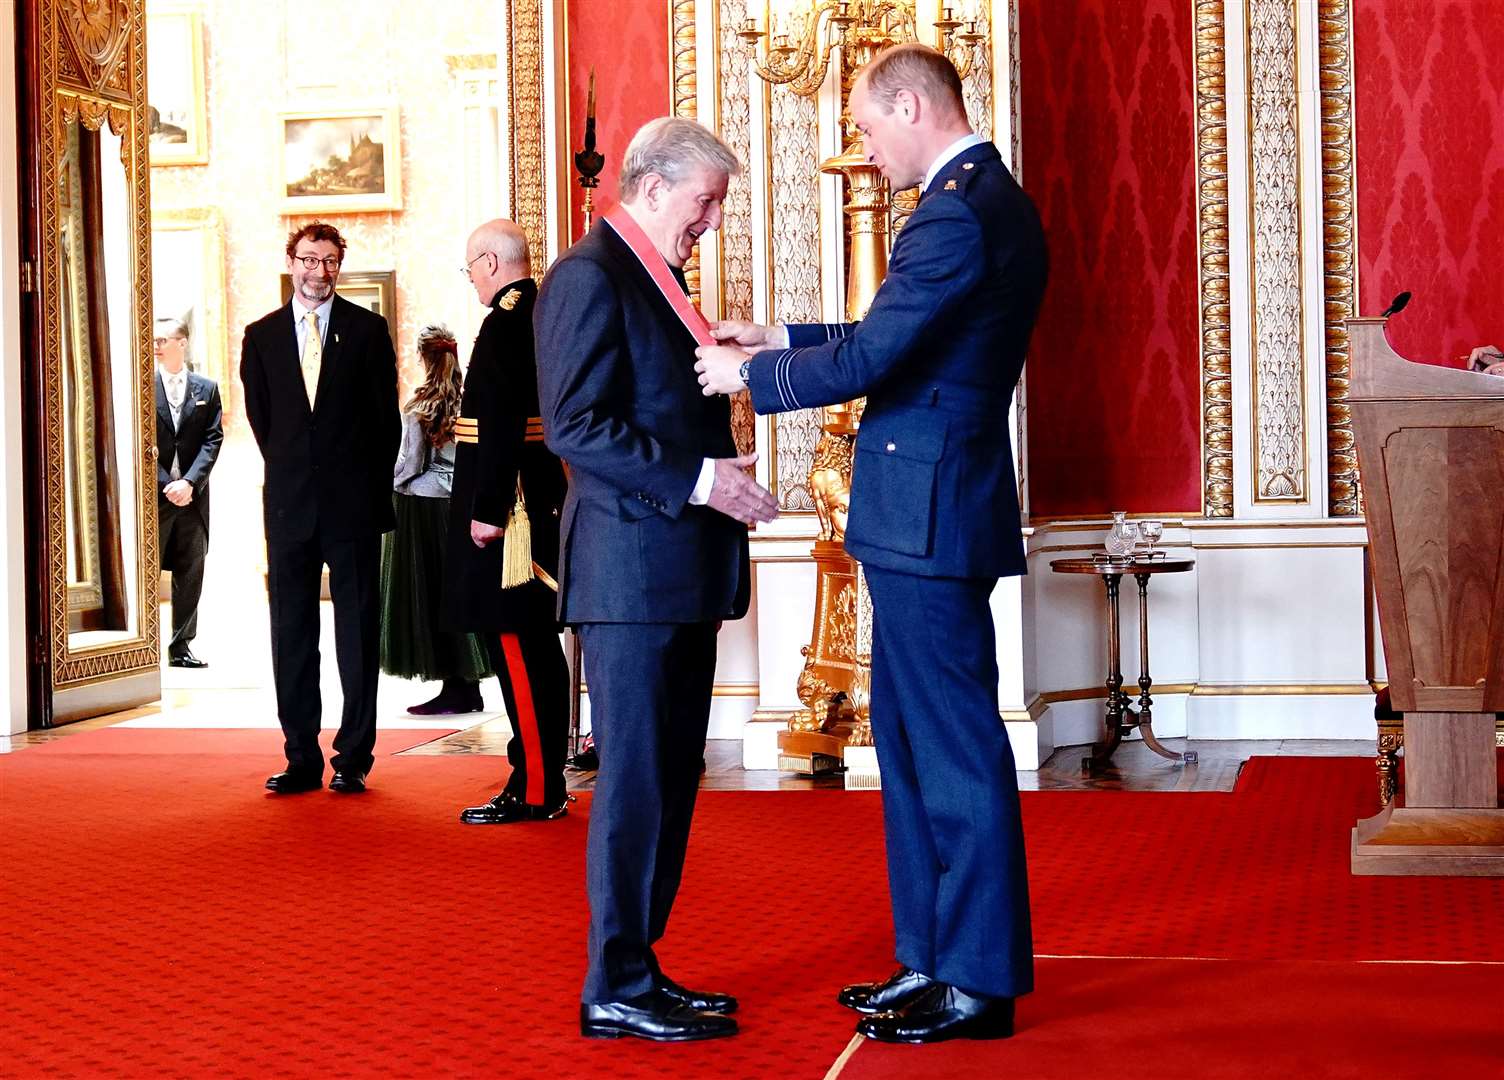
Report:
1354,1,1504,366
1019,0,1202,517
565,0,671,242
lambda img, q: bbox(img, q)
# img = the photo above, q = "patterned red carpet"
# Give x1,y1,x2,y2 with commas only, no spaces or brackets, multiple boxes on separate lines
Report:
2,737,1501,1079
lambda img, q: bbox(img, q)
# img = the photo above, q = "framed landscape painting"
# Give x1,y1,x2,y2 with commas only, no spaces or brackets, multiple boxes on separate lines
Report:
146,9,208,166
280,105,402,214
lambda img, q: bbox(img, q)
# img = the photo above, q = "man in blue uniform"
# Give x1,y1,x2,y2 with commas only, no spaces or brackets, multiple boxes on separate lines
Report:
696,43,1048,1044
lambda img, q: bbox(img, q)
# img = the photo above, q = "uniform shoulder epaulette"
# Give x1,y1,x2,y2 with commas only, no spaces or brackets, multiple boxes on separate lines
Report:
498,288,522,311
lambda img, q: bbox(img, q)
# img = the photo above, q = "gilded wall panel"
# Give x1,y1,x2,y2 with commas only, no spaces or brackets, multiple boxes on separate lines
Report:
1196,0,1232,516
1246,0,1306,502
1318,0,1358,516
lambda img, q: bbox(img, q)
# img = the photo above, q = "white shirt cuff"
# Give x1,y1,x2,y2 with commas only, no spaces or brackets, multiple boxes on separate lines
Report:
687,457,717,505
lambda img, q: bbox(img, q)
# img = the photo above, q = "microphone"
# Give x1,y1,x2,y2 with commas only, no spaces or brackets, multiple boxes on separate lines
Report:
1380,291,1411,318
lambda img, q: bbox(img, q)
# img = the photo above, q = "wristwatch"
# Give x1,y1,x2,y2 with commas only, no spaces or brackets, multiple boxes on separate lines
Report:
739,358,751,386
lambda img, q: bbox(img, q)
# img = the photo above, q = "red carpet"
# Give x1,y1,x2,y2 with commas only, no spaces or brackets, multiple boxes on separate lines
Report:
22,726,457,756
2,741,1501,1079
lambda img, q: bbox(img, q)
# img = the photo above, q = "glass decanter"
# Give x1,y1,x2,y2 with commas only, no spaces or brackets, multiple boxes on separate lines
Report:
1104,511,1139,557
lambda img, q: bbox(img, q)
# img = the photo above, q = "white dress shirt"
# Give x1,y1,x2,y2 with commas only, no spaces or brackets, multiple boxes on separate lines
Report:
160,366,188,479
292,293,335,353
920,132,987,193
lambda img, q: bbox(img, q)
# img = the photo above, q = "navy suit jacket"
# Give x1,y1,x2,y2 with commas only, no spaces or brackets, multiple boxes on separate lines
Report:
534,222,750,624
748,140,1047,579
240,294,401,544
155,370,223,528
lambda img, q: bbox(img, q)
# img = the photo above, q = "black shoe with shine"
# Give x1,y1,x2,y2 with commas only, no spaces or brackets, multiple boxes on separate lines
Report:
328,770,367,794
580,988,738,1042
856,983,1015,1044
838,966,938,1015
265,769,322,794
168,649,208,669
657,973,738,1015
458,790,569,825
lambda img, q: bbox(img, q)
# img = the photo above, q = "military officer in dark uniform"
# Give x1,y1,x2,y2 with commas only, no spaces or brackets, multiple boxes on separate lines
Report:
697,45,1048,1044
445,218,571,824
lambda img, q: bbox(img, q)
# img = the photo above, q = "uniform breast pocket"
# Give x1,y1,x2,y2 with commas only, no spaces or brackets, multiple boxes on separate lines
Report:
849,425,946,558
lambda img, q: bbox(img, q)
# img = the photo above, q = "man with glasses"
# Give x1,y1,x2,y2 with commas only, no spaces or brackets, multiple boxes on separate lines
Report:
441,218,571,824
241,222,400,795
153,316,222,670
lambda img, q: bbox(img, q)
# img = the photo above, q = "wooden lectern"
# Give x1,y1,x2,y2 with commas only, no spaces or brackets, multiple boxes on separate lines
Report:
1347,317,1504,876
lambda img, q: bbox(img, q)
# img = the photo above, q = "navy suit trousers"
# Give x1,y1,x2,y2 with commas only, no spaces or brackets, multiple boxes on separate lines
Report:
863,566,1033,999
577,621,717,1003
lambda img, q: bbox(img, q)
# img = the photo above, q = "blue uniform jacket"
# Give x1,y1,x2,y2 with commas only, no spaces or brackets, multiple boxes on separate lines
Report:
535,223,751,624
747,140,1047,579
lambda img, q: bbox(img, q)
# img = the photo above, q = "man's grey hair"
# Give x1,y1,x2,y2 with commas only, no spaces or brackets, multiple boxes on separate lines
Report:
618,117,741,202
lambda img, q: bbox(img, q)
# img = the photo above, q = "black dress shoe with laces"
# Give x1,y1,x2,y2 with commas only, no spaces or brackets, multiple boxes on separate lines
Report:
167,649,208,669
580,988,738,1042
265,769,322,794
856,983,1015,1044
657,973,738,1015
838,966,938,1015
459,790,569,824
328,771,367,794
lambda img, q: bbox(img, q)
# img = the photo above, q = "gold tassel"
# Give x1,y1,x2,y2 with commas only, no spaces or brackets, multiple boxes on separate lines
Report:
500,479,535,589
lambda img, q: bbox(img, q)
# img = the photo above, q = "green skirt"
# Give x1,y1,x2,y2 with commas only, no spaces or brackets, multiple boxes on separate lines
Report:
379,492,493,682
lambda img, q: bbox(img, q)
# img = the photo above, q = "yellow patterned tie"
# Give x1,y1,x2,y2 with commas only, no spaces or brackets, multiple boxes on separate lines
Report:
301,310,322,408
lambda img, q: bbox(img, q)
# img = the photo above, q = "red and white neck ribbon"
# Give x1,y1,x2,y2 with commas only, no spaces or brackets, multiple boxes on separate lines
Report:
600,206,715,348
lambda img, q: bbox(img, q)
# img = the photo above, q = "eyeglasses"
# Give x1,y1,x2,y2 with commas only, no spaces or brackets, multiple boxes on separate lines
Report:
293,255,342,271
461,251,495,277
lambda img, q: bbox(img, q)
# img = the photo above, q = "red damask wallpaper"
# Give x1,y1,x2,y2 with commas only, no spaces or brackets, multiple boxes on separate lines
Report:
1019,0,1202,517
1354,1,1504,365
566,0,670,242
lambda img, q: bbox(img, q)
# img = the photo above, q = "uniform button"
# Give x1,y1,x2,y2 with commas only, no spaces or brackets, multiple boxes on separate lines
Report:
886,441,896,452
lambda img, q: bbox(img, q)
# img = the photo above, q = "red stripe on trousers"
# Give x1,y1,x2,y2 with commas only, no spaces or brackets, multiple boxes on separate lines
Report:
500,633,545,806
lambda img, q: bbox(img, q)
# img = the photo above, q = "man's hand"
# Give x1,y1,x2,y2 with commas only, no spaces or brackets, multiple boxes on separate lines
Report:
163,480,193,507
705,453,778,525
471,519,505,548
709,320,789,350
1468,345,1503,375
695,345,751,396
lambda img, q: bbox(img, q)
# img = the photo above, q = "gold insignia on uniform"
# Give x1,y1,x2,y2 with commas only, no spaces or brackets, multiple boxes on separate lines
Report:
499,288,522,311
962,162,974,170
944,179,958,190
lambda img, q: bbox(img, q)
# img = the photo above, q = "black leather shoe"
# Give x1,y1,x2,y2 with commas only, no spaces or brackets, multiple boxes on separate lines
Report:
580,989,738,1042
265,769,322,794
328,771,367,794
459,790,569,824
658,973,738,1015
168,649,208,669
838,966,938,1015
856,983,1015,1044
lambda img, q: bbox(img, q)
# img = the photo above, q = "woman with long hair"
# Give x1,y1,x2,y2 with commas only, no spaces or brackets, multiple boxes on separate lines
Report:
379,324,492,713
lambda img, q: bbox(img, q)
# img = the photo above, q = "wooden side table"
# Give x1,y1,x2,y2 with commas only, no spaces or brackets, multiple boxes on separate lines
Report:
1050,557,1197,773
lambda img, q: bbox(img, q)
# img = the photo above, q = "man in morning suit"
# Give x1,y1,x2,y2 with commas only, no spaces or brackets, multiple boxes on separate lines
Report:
534,117,779,1042
696,44,1048,1044
241,222,401,796
154,316,223,669
444,218,571,825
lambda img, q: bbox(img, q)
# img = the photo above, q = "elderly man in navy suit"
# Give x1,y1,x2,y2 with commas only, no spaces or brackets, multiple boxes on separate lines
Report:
535,117,779,1042
697,43,1048,1044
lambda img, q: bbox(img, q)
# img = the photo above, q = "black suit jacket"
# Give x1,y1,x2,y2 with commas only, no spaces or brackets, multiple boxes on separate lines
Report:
155,369,223,527
443,278,567,632
240,294,401,543
534,223,750,625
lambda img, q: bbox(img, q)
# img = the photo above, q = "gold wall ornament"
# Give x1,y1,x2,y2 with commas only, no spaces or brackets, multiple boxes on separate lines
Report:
506,0,547,267
1195,0,1233,517
1246,0,1308,503
31,0,161,707
1318,0,1359,516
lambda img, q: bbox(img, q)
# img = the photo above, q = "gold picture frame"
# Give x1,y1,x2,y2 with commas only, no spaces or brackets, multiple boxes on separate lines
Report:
151,206,229,411
279,104,402,214
146,8,208,166
280,270,396,339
